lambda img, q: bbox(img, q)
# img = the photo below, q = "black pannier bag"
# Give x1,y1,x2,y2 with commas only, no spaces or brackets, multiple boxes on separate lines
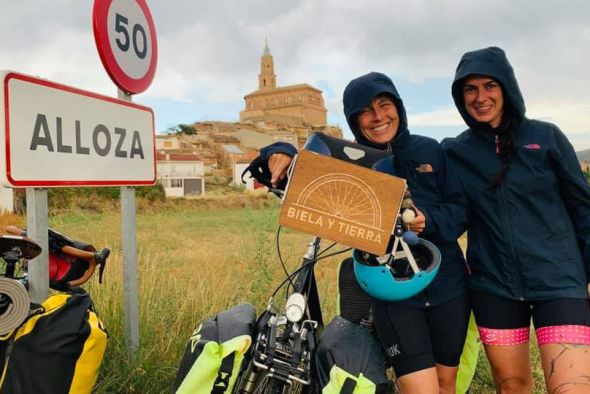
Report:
0,289,107,394
315,316,389,393
173,303,257,393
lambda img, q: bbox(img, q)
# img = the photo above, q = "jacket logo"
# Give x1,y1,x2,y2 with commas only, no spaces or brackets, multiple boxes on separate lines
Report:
523,143,541,150
415,163,433,173
386,344,401,357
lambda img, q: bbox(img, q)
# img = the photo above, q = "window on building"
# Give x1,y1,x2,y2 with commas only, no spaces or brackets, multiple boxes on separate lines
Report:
163,141,172,148
171,179,182,188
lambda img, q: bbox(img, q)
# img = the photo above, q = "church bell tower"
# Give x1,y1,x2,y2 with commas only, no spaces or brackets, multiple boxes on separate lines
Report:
258,39,276,90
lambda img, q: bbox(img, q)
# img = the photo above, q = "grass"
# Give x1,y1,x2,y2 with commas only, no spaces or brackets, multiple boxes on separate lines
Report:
0,204,548,393
29,205,339,393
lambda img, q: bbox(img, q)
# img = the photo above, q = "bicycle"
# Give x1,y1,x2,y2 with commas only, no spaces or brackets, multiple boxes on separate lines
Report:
4,226,110,291
0,227,111,334
0,230,110,393
173,132,442,393
232,134,441,393
234,227,339,393
0,234,42,335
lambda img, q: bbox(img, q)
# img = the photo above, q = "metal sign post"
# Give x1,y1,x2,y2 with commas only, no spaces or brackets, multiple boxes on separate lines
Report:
118,89,140,357
25,188,49,304
93,0,158,359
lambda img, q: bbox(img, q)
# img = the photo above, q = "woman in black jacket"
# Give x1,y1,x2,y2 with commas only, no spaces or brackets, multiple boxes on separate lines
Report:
264,72,469,393
443,46,590,393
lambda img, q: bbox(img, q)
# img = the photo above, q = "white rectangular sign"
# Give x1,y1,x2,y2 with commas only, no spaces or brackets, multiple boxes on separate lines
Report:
0,71,156,187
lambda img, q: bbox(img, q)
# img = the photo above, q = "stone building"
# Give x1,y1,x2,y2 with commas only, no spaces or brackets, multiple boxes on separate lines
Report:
239,41,334,140
156,151,205,197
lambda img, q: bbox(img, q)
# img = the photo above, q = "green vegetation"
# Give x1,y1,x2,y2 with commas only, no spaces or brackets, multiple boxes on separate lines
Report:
39,206,341,393
1,203,548,393
166,123,197,135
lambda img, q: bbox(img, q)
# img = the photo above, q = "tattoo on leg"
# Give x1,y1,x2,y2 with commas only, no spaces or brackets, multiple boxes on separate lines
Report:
550,375,590,394
547,344,590,381
548,346,569,382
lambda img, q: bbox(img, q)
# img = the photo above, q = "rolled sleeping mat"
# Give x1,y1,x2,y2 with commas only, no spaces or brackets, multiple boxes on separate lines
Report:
0,277,30,335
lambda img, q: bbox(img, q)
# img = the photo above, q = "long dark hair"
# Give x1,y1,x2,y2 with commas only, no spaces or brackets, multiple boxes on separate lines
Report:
488,103,521,188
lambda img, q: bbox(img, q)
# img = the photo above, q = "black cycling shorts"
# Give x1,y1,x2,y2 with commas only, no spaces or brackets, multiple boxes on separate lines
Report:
470,290,590,329
372,293,470,377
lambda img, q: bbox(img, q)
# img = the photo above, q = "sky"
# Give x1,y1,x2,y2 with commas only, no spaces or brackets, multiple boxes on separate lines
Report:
1,0,589,151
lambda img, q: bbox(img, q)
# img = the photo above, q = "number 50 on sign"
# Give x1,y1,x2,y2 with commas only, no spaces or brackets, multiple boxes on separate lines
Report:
93,0,158,94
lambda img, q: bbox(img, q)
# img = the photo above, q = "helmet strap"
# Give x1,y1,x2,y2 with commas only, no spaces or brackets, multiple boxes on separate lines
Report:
390,236,421,274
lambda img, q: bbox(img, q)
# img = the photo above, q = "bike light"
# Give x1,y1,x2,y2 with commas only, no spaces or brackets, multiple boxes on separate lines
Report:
285,293,306,323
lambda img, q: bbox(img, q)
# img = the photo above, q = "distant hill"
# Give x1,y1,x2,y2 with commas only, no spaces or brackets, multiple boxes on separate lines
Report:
577,149,590,162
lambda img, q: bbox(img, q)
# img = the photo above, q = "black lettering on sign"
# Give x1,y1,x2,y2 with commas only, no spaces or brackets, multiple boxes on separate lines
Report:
93,124,111,157
29,115,146,160
130,131,144,159
114,128,127,158
56,117,72,153
30,113,54,151
75,120,90,155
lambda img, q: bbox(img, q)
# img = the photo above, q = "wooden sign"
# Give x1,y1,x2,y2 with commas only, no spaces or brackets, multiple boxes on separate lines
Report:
279,150,406,255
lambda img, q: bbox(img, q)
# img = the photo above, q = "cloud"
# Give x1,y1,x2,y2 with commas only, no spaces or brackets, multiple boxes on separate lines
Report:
409,108,464,128
1,0,589,150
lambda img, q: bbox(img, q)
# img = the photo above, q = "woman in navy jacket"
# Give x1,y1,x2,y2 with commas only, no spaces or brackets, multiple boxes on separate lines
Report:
443,47,590,393
264,72,469,393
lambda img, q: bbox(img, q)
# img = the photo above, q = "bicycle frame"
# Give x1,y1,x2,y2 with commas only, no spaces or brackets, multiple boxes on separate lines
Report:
235,236,331,393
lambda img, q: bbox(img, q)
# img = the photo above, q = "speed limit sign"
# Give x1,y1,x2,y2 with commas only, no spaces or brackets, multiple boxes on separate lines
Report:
93,0,158,94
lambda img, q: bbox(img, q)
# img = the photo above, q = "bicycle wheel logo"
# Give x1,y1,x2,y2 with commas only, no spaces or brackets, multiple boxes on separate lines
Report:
279,150,405,255
295,173,382,229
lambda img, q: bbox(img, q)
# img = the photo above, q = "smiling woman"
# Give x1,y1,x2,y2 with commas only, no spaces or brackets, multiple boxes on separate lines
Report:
257,71,470,394
357,94,401,144
443,46,590,394
461,77,504,128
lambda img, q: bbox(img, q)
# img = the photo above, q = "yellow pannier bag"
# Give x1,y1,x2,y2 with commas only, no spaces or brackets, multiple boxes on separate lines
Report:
0,290,107,394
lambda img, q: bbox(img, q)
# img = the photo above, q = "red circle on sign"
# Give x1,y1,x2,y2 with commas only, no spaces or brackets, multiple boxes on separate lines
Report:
93,0,158,94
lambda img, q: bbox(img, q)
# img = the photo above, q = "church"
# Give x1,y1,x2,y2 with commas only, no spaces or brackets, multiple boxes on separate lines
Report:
239,41,330,131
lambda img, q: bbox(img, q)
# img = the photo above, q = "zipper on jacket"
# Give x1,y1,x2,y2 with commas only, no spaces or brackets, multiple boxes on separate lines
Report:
462,255,472,275
495,135,500,155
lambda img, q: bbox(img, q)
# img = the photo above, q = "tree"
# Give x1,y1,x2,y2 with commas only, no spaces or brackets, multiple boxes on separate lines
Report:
166,123,196,135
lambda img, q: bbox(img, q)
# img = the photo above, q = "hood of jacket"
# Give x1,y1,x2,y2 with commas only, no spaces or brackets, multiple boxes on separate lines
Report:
343,72,410,151
451,46,526,131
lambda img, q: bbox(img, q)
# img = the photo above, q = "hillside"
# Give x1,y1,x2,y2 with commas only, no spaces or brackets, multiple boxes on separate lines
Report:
577,149,590,162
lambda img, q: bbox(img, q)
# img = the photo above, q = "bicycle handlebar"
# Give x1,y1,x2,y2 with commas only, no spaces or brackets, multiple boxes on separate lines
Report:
3,225,109,288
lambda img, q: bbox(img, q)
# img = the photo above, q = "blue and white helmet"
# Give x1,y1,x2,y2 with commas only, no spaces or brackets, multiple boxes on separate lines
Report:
352,238,441,301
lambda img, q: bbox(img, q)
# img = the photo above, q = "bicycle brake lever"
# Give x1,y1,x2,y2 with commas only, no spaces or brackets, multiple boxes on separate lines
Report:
96,248,110,284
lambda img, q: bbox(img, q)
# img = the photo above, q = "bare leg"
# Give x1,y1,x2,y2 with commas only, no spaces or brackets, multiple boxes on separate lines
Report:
484,343,533,393
436,363,459,394
396,367,439,394
540,343,590,394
